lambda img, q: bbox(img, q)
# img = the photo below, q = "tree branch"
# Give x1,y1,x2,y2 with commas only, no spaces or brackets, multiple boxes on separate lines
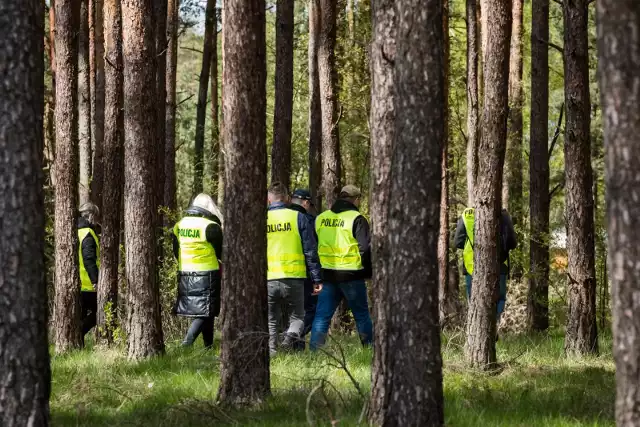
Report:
177,94,195,107
180,46,203,54
536,36,564,55
548,103,565,160
552,0,563,6
549,180,565,198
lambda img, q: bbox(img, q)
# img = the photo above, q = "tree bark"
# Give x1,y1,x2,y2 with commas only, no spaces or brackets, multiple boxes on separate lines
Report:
90,0,105,211
502,0,523,279
96,0,123,345
54,0,83,352
217,0,270,404
155,0,167,218
464,0,511,370
318,0,341,207
210,8,220,199
370,0,445,423
308,0,322,208
78,0,92,204
122,0,165,360
164,0,179,213
528,0,550,332
598,2,640,423
368,0,395,422
217,4,226,207
0,1,51,424
563,0,598,357
466,0,479,206
192,0,216,198
271,0,294,187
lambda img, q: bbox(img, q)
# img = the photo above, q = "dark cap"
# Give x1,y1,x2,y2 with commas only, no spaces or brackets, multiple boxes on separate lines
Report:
292,189,312,201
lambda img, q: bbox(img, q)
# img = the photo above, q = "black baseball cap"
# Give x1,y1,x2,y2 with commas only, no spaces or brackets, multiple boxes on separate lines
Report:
292,189,312,201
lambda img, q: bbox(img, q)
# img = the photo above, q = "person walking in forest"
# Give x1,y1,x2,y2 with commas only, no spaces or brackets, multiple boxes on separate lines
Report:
78,202,101,344
454,207,517,324
289,188,318,350
172,193,223,348
267,183,322,355
310,185,373,350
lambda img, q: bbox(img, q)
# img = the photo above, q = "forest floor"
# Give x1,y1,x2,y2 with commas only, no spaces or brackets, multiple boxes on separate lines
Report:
50,331,615,426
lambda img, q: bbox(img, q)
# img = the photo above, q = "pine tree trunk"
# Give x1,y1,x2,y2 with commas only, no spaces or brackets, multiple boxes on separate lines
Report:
164,0,179,213
0,2,51,423
528,0,550,332
464,0,511,370
155,0,167,217
210,8,220,199
370,0,445,423
122,0,165,360
368,0,395,422
271,0,294,187
54,0,83,352
218,5,226,207
217,0,270,404
563,0,598,357
598,2,640,423
466,0,479,206
308,0,322,208
318,0,341,207
47,0,57,185
96,0,123,345
193,0,216,198
502,0,523,280
90,0,105,211
78,0,92,204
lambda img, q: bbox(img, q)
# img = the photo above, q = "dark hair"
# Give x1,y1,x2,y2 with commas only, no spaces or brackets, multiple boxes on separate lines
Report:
268,181,289,199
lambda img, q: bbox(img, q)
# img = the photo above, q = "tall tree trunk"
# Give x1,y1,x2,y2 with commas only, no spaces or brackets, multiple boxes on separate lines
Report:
47,0,57,185
54,0,83,352
96,0,123,345
368,0,395,422
318,0,341,207
308,0,322,208
155,0,167,217
122,0,165,360
464,0,511,370
0,1,51,423
164,0,179,213
528,0,550,331
439,0,457,327
210,8,220,199
370,0,445,423
563,0,598,357
217,0,270,404
598,2,640,423
502,0,523,280
192,0,216,198
271,0,294,187
90,0,105,211
217,4,226,207
78,0,92,204
466,0,479,206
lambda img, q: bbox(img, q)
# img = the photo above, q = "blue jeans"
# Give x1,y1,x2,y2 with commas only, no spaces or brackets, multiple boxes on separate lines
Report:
309,280,373,350
465,274,507,320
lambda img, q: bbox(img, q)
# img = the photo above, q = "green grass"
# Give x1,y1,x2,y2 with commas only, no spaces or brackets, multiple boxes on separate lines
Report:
50,332,615,426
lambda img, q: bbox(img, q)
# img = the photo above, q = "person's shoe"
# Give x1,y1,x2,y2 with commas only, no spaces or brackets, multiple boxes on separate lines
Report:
281,333,298,352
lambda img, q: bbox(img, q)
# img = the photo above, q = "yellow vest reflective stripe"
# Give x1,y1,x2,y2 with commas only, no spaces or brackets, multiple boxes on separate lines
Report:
461,207,507,275
315,209,363,270
78,227,100,292
174,216,220,272
267,208,306,280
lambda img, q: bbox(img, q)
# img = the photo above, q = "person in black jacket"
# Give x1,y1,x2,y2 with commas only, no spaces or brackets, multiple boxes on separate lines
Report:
77,202,101,343
454,207,517,323
172,194,223,348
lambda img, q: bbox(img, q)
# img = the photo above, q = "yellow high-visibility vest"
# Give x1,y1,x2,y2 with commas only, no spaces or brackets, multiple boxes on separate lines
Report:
315,210,363,270
78,227,100,292
174,216,220,272
267,208,307,280
461,207,507,275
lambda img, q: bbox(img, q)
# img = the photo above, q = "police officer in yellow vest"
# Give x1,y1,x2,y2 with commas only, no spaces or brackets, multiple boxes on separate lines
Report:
267,182,322,355
310,185,373,351
454,207,517,323
173,194,223,348
78,202,100,343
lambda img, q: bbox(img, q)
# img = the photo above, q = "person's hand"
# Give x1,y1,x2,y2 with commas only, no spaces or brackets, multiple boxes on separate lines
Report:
312,283,323,295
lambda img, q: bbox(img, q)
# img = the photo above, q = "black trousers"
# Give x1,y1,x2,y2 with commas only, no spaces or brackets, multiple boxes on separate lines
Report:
81,291,97,339
183,317,215,348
